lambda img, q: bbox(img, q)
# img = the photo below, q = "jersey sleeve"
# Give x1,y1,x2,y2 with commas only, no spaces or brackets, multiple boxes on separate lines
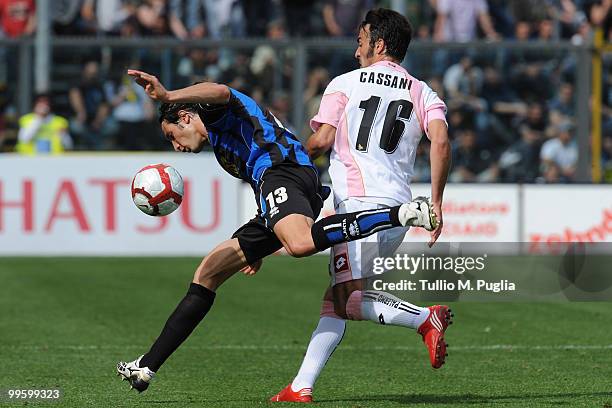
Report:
309,76,349,132
420,81,448,137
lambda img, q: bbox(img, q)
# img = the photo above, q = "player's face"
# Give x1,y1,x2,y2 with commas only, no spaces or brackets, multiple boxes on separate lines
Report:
355,25,375,68
161,114,208,153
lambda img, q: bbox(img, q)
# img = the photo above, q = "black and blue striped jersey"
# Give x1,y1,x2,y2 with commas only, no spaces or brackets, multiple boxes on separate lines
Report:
198,88,314,186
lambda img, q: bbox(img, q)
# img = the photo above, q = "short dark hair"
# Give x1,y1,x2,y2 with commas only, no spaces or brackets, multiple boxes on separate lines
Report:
360,8,413,62
158,102,198,124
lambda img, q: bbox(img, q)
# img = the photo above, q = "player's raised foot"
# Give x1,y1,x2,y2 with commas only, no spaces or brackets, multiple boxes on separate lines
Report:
116,355,155,393
417,305,453,368
270,383,313,403
398,196,437,231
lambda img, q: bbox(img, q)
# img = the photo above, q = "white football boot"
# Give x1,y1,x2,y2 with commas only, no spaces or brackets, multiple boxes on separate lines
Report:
116,355,155,393
398,196,438,231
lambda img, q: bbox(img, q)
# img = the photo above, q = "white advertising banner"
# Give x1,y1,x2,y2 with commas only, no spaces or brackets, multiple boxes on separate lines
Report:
3,153,609,256
404,184,520,242
0,154,241,255
523,185,612,245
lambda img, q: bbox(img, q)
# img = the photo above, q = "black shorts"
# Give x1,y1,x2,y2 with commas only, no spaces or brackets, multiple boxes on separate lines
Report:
232,163,326,264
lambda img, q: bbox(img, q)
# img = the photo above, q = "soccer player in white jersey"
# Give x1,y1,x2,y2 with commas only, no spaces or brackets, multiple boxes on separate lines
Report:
270,8,452,403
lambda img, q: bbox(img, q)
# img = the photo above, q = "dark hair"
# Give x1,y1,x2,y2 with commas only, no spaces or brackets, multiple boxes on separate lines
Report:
359,8,413,62
158,102,198,124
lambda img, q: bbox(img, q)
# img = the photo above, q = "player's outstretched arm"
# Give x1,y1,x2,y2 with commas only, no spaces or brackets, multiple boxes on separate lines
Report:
427,119,451,247
127,69,230,105
306,123,336,159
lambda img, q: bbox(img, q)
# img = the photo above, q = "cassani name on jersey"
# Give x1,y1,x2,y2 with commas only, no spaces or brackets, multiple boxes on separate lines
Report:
359,71,411,90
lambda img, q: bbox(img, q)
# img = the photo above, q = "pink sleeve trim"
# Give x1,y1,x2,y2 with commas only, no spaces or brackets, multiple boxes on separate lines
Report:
310,91,348,132
424,106,447,137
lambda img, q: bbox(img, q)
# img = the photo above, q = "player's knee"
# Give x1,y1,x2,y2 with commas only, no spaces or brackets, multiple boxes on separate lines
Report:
283,239,315,258
333,302,349,320
193,267,212,288
320,300,343,319
192,257,222,290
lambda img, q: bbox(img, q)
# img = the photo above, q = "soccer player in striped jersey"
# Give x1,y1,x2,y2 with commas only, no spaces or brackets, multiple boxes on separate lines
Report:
116,68,437,392
270,8,453,403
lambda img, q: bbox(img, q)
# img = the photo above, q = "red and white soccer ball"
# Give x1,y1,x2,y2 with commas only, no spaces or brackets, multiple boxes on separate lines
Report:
131,164,184,216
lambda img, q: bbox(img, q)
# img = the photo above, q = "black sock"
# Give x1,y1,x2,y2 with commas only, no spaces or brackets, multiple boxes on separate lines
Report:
311,206,401,251
139,283,215,371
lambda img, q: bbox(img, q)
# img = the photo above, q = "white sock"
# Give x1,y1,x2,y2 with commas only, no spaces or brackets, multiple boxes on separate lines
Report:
361,290,429,329
291,317,346,391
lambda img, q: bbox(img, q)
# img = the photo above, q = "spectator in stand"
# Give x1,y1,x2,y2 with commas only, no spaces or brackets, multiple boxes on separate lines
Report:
550,0,587,39
443,56,478,99
498,116,543,182
434,0,500,42
202,0,245,38
218,51,253,94
79,0,136,36
281,0,313,37
176,47,221,86
52,0,90,35
249,19,286,101
16,93,72,155
322,0,373,37
136,0,170,36
322,0,373,77
241,0,275,37
537,16,557,40
107,68,156,150
268,91,294,133
540,121,578,182
69,60,116,150
169,0,206,39
0,0,36,38
586,0,611,26
487,0,516,38
514,20,532,40
303,67,329,113
548,82,575,122
449,128,498,182
515,102,549,142
536,161,563,183
412,141,432,182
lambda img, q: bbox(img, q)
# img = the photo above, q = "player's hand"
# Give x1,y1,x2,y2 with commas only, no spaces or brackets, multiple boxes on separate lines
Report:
428,202,443,248
240,259,263,276
127,69,169,102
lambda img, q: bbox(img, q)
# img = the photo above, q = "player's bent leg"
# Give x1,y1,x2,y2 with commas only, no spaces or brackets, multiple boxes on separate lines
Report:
333,280,454,368
309,197,438,252
193,238,249,290
117,239,249,393
271,198,438,257
271,287,346,403
273,214,317,258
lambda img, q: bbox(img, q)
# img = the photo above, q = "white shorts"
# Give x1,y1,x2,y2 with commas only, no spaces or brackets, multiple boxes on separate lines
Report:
329,198,409,286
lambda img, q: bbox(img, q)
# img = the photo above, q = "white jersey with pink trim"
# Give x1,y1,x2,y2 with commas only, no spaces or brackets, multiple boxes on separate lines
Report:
310,60,447,204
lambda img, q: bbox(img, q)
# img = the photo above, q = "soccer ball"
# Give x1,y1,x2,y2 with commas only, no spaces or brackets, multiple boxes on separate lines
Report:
131,164,184,216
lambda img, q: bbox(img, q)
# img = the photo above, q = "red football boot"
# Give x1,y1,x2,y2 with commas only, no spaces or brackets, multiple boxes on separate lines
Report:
270,383,313,403
417,305,453,368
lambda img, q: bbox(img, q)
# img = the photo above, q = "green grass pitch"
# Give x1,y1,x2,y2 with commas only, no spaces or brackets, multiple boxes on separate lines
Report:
1,256,611,407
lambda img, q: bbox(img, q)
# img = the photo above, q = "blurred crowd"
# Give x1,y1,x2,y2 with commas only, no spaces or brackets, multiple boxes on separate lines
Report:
0,0,610,183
